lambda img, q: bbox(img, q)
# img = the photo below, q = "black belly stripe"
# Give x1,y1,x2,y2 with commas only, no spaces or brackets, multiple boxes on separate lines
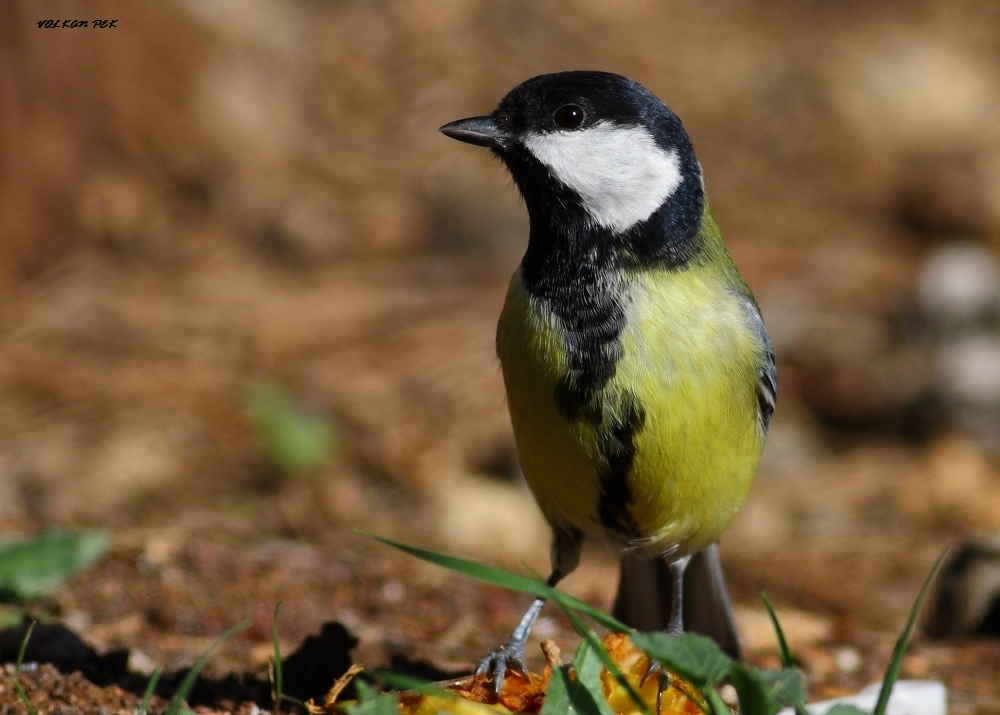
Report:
552,276,626,423
596,393,645,540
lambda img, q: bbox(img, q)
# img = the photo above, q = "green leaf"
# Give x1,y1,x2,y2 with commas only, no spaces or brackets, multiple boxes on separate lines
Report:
356,680,379,703
248,382,336,474
359,531,629,633
0,530,109,601
349,682,398,715
543,665,614,715
728,663,806,715
825,705,871,715
629,632,731,689
872,547,949,715
572,641,616,715
540,666,579,715
540,641,617,715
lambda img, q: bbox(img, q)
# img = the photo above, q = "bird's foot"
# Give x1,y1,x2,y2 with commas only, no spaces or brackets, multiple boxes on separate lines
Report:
474,640,528,697
641,660,672,715
644,626,684,713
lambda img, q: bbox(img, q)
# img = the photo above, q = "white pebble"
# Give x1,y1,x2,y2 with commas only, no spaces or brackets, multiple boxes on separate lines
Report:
835,647,862,673
918,244,1000,324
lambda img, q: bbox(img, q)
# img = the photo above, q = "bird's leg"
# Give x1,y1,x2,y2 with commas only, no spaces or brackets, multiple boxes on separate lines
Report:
666,554,692,636
644,553,693,707
476,526,582,695
474,577,557,687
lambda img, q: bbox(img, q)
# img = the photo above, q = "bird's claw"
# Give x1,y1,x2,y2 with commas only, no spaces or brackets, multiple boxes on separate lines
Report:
640,660,671,715
640,658,659,686
475,642,528,696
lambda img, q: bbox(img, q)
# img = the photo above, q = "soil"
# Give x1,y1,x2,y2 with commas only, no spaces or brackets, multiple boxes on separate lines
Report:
2,1,1000,713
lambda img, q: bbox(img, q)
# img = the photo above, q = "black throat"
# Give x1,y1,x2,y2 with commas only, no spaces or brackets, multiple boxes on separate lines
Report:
509,142,705,417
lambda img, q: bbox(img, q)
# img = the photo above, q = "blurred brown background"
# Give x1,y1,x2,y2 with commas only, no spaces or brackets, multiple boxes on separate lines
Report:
2,0,1000,709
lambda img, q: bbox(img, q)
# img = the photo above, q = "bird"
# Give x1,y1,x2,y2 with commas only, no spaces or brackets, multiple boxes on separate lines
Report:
439,71,775,692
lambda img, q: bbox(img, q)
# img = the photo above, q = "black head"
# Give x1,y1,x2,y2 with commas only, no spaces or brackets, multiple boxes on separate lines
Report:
441,71,704,256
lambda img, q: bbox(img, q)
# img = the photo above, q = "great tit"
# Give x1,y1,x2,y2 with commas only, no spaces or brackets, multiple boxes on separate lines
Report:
440,71,775,690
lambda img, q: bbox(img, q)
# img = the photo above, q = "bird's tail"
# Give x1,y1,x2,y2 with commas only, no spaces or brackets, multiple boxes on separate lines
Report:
612,543,743,660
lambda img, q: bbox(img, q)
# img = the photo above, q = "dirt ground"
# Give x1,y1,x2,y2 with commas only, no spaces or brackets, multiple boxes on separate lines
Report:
3,1,1000,713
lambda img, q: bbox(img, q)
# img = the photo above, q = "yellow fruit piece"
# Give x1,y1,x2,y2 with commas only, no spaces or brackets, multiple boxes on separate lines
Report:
600,634,706,715
409,693,511,715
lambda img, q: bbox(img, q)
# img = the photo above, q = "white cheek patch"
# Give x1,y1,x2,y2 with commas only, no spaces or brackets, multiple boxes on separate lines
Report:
522,123,683,233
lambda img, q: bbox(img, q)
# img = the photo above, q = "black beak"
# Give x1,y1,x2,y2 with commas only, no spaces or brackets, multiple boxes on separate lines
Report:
439,115,508,149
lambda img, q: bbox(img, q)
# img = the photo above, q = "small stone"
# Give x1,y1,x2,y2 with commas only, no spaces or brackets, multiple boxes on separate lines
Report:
380,579,406,604
918,245,1000,324
718,684,738,707
835,647,861,674
128,649,159,676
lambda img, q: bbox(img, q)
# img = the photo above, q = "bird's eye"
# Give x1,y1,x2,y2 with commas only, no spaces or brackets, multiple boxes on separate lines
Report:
553,104,585,129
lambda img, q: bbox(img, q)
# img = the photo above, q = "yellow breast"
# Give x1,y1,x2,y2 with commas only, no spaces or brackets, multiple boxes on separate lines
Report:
496,264,766,556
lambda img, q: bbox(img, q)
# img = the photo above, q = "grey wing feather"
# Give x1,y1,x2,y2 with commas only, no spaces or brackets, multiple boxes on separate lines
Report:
757,344,776,434
743,297,776,435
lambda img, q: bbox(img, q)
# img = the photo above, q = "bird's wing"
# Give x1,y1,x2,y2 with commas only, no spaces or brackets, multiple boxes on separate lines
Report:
757,343,777,434
741,297,776,435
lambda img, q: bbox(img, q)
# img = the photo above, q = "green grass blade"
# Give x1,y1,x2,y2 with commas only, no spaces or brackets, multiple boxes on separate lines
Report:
137,664,164,715
359,531,630,632
760,592,795,669
14,621,35,672
13,621,39,715
12,680,39,715
702,688,732,715
272,601,284,710
872,547,949,715
368,669,454,697
164,619,251,715
760,594,811,715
